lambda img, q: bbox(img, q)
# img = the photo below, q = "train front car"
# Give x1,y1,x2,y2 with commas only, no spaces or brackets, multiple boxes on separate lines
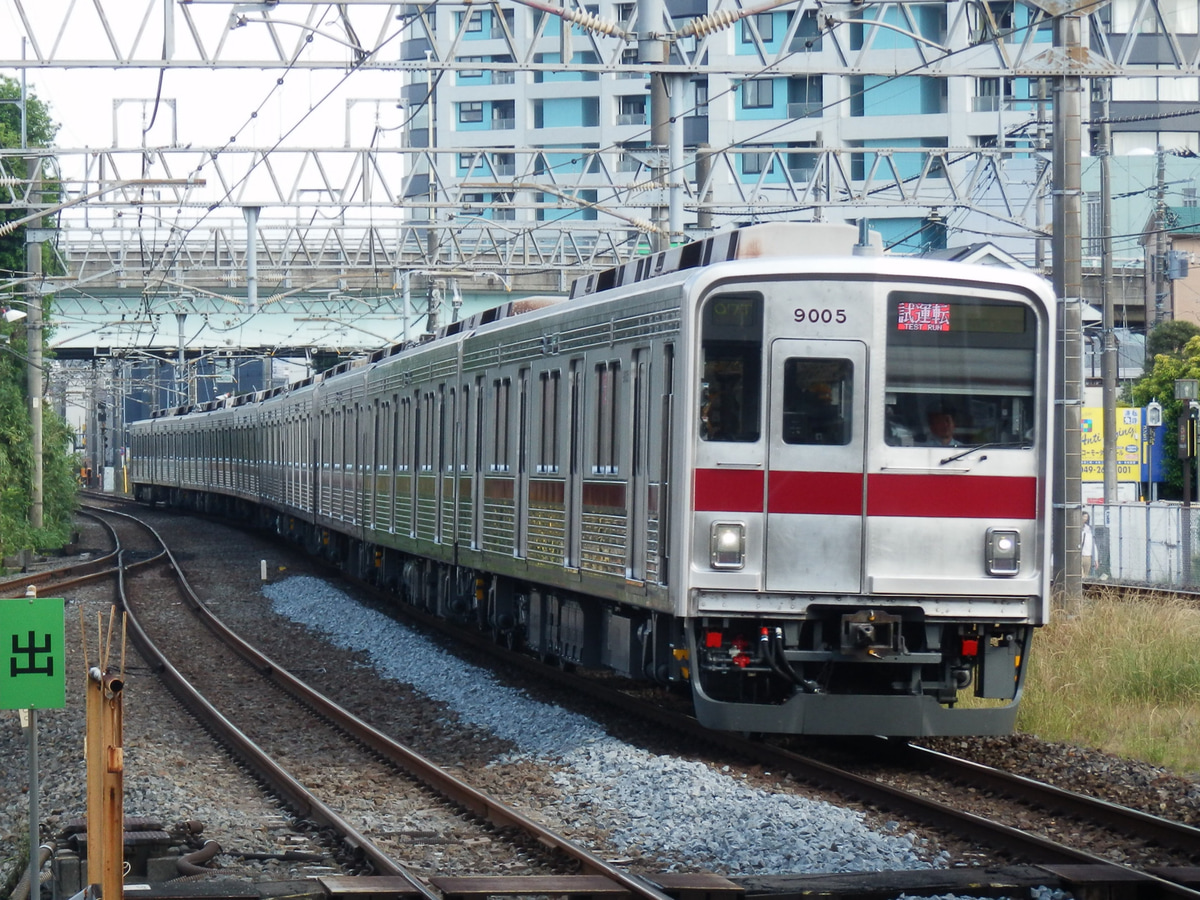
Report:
682,225,1055,737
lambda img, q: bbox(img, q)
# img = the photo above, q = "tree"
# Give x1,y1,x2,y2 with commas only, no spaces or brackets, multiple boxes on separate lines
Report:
0,76,78,558
0,75,57,281
1146,319,1200,362
1129,334,1200,498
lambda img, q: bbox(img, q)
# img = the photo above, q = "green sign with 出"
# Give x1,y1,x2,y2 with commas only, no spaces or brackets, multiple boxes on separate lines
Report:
0,597,66,710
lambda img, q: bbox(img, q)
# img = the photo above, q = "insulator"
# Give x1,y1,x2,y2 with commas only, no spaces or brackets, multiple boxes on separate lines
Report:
561,8,624,36
679,9,740,37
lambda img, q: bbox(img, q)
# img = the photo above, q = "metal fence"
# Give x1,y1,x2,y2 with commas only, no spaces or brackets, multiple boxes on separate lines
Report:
1090,502,1200,588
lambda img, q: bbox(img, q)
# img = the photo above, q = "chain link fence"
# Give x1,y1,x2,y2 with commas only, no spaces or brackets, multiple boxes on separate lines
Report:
1090,502,1200,588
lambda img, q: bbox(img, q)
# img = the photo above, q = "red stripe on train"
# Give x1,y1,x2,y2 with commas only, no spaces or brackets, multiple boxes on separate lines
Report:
769,470,862,515
694,469,1037,519
866,473,1037,519
694,468,765,512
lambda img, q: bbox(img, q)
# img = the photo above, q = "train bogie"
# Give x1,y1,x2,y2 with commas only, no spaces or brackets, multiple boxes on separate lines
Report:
130,222,1055,737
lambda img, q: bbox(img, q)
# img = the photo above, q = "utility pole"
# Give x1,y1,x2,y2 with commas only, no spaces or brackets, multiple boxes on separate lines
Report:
1155,146,1168,326
1050,2,1084,605
25,155,43,530
639,0,670,251
1091,78,1118,534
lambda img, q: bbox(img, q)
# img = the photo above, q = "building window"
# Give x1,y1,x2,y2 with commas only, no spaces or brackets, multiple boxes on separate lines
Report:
618,95,647,125
459,101,483,123
461,193,485,216
742,151,774,175
975,77,1014,111
787,141,818,180
492,100,516,129
741,79,774,109
492,55,515,84
494,192,516,220
459,10,483,31
492,152,515,176
492,8,516,37
695,79,709,115
459,56,484,78
741,13,774,42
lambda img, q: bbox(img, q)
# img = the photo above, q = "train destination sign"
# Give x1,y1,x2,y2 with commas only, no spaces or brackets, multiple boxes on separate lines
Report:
0,597,66,710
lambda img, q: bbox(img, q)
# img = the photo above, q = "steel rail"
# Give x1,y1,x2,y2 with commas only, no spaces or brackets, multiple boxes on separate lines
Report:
107,505,675,900
0,510,119,596
370,588,1200,900
891,741,1200,855
105,509,429,891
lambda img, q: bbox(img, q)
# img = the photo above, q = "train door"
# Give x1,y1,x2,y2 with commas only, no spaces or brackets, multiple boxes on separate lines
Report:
764,339,867,593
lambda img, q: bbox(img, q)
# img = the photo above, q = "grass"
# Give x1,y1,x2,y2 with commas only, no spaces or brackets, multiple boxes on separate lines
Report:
1016,590,1200,776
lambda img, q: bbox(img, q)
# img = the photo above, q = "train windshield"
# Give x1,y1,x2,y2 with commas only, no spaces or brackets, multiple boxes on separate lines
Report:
699,293,763,442
883,291,1037,448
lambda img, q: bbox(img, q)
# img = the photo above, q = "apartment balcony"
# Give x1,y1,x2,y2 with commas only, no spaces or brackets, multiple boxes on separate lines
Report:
492,117,516,130
617,113,648,126
787,102,823,119
972,96,1014,112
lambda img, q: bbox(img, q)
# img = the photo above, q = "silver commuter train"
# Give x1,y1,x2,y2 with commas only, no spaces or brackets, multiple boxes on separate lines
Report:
129,222,1056,736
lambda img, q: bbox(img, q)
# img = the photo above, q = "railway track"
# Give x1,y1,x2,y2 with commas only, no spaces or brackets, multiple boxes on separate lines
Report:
13,497,1200,900
84,503,685,900
0,509,127,598
334,538,1200,897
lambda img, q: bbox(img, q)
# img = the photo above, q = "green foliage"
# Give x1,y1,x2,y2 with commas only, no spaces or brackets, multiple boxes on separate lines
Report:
1147,320,1200,362
0,333,79,556
0,76,76,557
1127,333,1200,497
0,75,59,288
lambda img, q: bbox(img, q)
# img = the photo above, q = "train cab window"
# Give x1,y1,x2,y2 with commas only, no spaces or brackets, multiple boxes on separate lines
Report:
782,358,853,445
884,291,1037,448
699,293,763,442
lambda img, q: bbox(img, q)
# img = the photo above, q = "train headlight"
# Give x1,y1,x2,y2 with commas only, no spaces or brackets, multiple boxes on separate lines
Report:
710,522,746,569
985,528,1021,576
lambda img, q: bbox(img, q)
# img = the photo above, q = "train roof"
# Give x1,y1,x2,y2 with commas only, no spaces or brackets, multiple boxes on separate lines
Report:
569,222,882,300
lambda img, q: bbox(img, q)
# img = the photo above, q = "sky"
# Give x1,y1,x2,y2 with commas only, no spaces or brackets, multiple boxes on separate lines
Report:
1,1,413,224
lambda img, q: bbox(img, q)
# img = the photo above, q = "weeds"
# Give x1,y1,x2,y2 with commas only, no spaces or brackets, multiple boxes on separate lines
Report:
1018,589,1200,775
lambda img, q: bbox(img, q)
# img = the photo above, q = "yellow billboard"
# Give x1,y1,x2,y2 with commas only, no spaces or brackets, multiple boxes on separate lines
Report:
1081,407,1143,482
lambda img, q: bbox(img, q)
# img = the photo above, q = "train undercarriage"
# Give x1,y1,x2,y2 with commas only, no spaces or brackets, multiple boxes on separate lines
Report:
136,486,1030,736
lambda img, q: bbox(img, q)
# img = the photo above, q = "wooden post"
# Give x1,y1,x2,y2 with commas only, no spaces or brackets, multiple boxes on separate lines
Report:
84,610,125,899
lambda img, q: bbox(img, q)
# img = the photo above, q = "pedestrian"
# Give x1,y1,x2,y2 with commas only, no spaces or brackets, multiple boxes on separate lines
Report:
1081,511,1095,576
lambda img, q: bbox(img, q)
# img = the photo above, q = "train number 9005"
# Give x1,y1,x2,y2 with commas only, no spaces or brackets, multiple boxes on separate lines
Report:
793,308,847,324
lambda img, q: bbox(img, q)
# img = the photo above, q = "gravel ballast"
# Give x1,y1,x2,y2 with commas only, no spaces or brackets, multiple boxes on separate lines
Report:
264,575,949,875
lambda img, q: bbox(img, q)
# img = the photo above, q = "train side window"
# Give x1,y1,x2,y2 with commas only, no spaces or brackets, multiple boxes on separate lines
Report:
594,361,620,474
699,293,762,442
492,377,511,472
538,370,561,474
781,358,853,445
